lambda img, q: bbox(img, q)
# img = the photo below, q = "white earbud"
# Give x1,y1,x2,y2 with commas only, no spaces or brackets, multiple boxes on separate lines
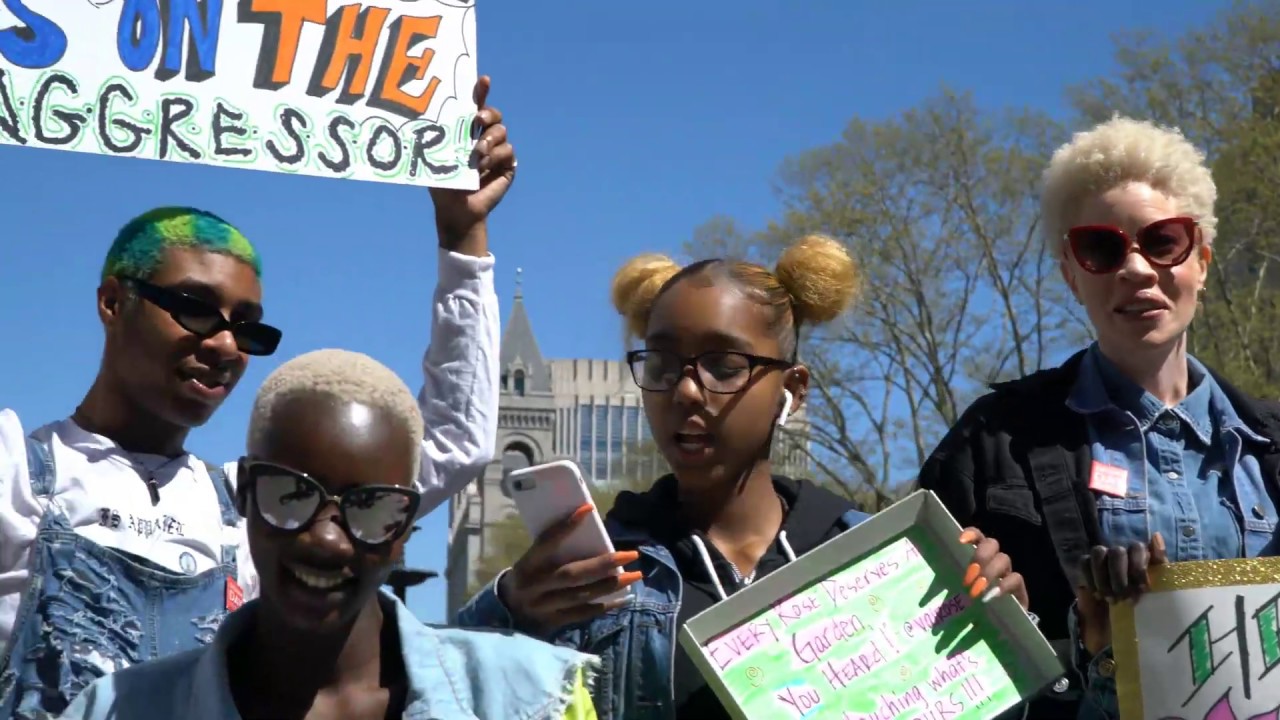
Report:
777,389,794,427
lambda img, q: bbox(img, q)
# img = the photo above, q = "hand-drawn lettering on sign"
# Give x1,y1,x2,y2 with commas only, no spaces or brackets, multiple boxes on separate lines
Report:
0,0,479,188
1111,558,1280,720
700,533,1033,719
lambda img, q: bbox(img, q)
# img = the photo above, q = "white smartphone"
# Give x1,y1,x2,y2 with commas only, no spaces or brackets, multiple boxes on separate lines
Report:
507,460,633,604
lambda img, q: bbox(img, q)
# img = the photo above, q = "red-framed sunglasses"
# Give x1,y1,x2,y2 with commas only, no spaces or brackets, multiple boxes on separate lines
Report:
1066,217,1199,275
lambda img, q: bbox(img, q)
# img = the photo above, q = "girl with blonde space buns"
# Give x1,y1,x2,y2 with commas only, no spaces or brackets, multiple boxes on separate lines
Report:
460,234,1032,720
611,234,861,345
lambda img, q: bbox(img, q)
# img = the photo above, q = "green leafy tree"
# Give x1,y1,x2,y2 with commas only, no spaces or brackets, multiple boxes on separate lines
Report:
687,91,1082,508
682,3,1280,505
1067,0,1280,397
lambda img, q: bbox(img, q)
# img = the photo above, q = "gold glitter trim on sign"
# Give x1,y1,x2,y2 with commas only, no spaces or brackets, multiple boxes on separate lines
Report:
1111,600,1141,720
1110,557,1280,720
1149,557,1280,592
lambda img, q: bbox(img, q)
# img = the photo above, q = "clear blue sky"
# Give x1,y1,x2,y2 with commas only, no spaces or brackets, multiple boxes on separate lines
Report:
0,2,1221,623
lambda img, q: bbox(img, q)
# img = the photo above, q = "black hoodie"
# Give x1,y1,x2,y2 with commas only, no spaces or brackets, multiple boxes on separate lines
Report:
606,473,862,720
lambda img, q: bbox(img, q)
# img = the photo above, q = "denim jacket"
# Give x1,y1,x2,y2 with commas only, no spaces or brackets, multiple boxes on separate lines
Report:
1066,349,1278,720
458,510,866,720
59,592,599,720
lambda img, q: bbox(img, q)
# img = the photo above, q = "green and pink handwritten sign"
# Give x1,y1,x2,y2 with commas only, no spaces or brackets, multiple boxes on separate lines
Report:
1111,557,1280,720
679,491,1062,720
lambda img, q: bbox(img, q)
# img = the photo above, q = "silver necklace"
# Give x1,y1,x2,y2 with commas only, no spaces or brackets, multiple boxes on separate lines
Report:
72,408,185,506
126,454,187,506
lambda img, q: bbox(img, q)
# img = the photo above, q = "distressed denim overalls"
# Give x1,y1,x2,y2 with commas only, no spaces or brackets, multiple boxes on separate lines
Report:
0,437,240,719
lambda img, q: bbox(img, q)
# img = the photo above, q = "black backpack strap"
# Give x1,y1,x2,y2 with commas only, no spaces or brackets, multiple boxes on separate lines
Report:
1026,442,1096,586
1012,373,1101,592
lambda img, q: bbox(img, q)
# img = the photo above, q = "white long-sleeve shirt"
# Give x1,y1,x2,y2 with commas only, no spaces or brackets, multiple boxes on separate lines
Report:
0,248,499,650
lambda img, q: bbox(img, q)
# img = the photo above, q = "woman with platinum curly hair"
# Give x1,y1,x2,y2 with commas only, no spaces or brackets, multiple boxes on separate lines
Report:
919,117,1280,719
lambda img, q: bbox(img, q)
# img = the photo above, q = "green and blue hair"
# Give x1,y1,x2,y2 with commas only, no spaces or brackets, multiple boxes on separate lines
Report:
101,206,261,282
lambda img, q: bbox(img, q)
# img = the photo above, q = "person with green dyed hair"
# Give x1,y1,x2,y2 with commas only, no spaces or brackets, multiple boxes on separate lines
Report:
0,76,517,718
100,206,264,282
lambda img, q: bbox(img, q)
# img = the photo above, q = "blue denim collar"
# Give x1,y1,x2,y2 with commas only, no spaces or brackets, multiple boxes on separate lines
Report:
1065,344,1265,446
187,592,452,719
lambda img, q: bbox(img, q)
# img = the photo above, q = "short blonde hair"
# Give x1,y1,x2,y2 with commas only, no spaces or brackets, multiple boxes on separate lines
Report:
247,349,423,480
1040,116,1217,255
611,234,860,358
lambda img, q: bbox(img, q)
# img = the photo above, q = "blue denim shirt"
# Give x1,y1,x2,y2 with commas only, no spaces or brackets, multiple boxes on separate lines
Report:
1066,345,1277,719
457,509,869,720
58,592,599,720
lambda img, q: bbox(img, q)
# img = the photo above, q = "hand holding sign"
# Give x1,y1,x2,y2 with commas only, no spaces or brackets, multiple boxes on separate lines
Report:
1074,532,1167,655
678,492,1063,720
1108,557,1280,718
431,75,515,255
959,527,1029,609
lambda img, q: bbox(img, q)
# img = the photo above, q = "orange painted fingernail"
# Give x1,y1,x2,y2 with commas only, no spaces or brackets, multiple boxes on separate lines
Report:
1152,533,1166,553
619,571,643,585
570,504,594,521
959,530,978,544
963,563,981,586
969,577,990,599
613,551,640,565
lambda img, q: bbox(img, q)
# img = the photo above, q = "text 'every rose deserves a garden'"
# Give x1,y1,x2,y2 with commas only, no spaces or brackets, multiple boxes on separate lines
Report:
704,533,1030,719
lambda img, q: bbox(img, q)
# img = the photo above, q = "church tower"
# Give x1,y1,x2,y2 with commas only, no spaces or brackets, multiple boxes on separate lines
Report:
445,270,560,616
493,268,557,469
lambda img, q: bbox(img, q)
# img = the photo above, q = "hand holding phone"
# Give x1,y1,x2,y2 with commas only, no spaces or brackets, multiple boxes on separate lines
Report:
497,461,642,633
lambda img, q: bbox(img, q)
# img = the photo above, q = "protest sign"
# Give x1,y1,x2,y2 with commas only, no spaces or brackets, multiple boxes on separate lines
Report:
0,0,479,188
678,490,1062,720
1111,557,1280,720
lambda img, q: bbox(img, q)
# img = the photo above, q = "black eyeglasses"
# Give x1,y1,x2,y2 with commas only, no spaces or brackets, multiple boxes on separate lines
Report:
626,349,792,394
241,460,421,548
121,277,282,356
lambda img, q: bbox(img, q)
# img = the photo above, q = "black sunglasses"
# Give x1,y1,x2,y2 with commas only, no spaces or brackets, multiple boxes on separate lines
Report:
122,277,282,356
241,460,421,548
626,349,792,395
1066,217,1199,275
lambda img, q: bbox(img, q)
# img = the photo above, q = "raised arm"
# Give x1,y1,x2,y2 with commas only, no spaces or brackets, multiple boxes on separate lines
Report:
416,249,500,513
416,75,515,515
221,77,515,603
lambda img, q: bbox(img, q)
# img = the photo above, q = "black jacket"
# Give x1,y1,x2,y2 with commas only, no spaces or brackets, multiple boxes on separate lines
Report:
918,350,1280,717
608,474,862,720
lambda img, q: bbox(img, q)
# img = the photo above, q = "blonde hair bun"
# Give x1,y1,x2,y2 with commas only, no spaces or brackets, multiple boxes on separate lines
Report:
611,253,682,339
775,234,860,325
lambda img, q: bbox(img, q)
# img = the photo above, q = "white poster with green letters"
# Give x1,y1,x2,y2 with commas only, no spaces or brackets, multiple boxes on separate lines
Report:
679,491,1063,719
0,0,478,188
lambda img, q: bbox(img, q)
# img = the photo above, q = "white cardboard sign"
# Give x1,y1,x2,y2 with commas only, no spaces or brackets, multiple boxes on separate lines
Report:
1112,558,1280,719
0,0,479,188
